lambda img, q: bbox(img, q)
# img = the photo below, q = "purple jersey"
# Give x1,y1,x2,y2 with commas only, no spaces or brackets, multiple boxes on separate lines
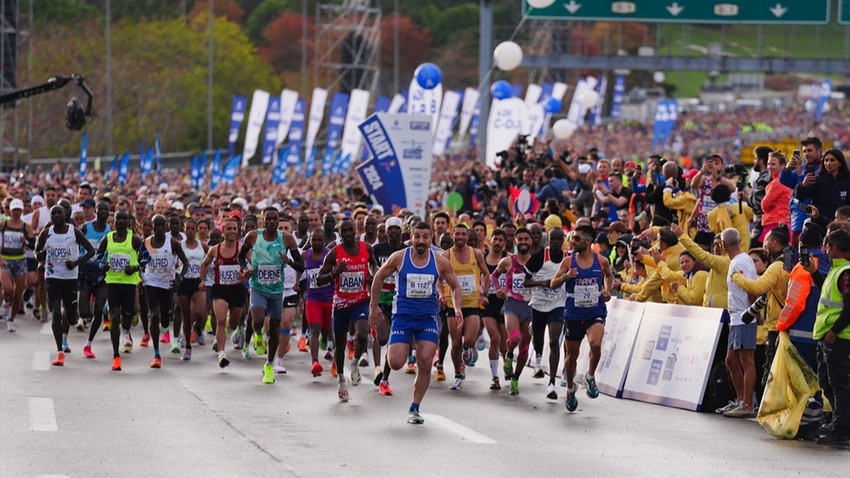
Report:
304,247,334,303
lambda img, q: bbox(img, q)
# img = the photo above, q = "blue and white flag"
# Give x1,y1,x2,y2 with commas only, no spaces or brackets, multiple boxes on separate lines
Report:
816,79,832,122
199,149,208,187
118,152,130,185
339,89,371,170
285,99,306,168
139,142,146,185
242,90,270,167
360,95,394,162
457,87,480,140
587,75,607,126
211,149,222,191
274,149,288,184
468,104,481,147
228,95,246,159
191,155,201,190
79,132,88,181
433,89,462,156
325,93,349,175
155,133,163,185
261,96,281,165
304,87,328,169
540,82,554,100
222,154,242,185
610,76,626,120
652,99,678,152
486,97,525,169
108,155,119,181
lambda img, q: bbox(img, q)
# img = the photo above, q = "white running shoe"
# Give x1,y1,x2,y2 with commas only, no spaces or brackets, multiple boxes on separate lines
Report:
449,376,464,390
349,364,362,386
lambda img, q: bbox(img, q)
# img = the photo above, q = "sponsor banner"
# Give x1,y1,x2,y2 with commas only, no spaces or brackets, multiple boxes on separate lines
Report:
339,89,371,168
485,97,525,169
79,132,88,181
285,98,306,167
228,95,246,159
304,87,328,165
610,76,626,120
407,79,442,137
275,89,299,148
242,89,270,166
433,89,461,156
457,87,480,140
260,96,281,165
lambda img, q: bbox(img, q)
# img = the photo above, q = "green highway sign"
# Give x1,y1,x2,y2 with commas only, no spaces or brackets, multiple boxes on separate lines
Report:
840,0,850,25
523,1,831,25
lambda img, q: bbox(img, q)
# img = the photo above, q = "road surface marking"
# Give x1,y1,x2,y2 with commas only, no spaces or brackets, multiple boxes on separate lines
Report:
40,323,52,335
29,398,57,432
32,351,51,371
420,414,496,444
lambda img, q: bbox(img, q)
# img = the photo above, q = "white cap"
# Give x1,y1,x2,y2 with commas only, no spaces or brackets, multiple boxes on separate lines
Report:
159,183,169,192
10,199,24,210
578,163,592,174
231,197,247,208
331,202,341,213
30,195,45,206
371,204,384,215
385,217,403,229
171,201,185,211
256,200,268,210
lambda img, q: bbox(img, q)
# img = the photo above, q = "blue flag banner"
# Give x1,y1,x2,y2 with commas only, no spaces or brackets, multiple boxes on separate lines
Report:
326,92,349,151
286,99,306,168
211,149,222,191
610,76,626,120
651,99,678,152
79,132,88,181
360,94,393,162
118,152,130,185
322,148,337,175
222,154,242,185
199,150,208,188
510,84,523,99
261,96,281,165
155,133,163,185
228,95,246,159
540,82,554,100
191,155,201,190
355,159,394,212
469,104,481,147
275,149,288,184
816,79,831,122
139,142,146,185
108,155,119,181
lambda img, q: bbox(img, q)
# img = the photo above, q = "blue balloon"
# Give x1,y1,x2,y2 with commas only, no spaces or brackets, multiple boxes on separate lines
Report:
543,97,562,114
490,80,512,100
415,63,442,90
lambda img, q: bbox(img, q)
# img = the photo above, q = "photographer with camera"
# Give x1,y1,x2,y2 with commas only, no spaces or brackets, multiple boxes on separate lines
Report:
779,137,823,247
796,149,850,235
662,163,698,236
749,146,774,247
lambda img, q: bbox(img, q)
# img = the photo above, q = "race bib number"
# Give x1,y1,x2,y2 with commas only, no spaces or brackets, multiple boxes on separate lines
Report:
458,274,476,296
574,284,599,308
188,263,201,276
3,232,23,250
48,243,74,263
148,254,171,273
406,273,434,298
218,264,241,285
512,276,525,292
307,267,320,289
256,264,282,285
540,286,562,298
339,271,364,293
109,253,130,271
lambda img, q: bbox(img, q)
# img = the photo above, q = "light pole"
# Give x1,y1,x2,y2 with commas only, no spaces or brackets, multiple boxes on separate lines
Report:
207,0,214,152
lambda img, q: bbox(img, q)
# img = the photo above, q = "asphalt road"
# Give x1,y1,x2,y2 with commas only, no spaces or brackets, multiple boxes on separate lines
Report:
1,309,847,478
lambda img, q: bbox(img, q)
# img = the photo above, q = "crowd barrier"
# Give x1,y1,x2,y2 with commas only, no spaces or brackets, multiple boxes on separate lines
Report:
574,298,729,412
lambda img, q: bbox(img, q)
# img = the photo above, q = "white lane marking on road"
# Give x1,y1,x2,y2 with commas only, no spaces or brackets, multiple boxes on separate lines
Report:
32,351,51,371
420,414,497,444
40,322,52,335
29,397,58,432
39,475,70,478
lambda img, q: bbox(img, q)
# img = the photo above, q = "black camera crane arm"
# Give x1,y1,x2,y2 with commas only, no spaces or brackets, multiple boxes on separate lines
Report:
0,74,94,130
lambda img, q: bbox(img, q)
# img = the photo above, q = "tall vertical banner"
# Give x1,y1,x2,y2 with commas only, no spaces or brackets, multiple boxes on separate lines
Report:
610,75,626,120
285,99,306,168
211,148,222,191
588,75,608,126
407,79,442,137
816,79,832,122
468,104,481,147
652,99,678,152
359,113,433,217
524,84,542,105
155,133,163,186
485,97,525,169
191,155,201,190
223,155,242,185
261,96,281,165
138,142,144,185
79,132,88,181
242,89,270,167
524,102,545,143
457,87,480,140
304,87,328,168
360,95,393,162
388,93,406,114
117,152,130,185
338,89,371,171
275,89,299,148
228,95,246,159
432,90,462,156
323,92,349,175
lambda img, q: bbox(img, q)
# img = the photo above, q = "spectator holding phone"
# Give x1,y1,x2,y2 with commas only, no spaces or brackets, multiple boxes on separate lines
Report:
780,137,823,246
796,149,850,234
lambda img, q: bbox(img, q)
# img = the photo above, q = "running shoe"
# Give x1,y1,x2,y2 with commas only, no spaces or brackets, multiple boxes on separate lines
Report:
76,318,85,332
462,347,471,366
585,375,599,399
190,329,197,344
242,349,254,359
405,356,416,374
407,409,424,425
131,315,139,327
358,353,369,368
338,381,350,402
350,364,362,386
347,339,355,360
435,367,446,381
111,357,122,371
565,389,578,412
449,376,464,390
122,335,133,353
459,364,466,379
102,319,110,332
211,341,219,353
311,361,323,377
51,352,65,366
262,363,275,384
490,377,501,390
182,349,192,361
379,382,393,396
723,403,756,418
253,333,266,356
546,383,558,400
503,357,513,380
320,336,328,350
297,336,308,352
273,357,287,374
324,351,333,361
533,367,546,379
816,432,850,446
715,400,740,414
161,331,171,344
476,335,487,351
0,300,10,319
373,368,383,386
6,321,15,333
140,333,151,348
330,361,338,377
230,327,242,346
150,355,162,368
83,345,96,359
560,375,568,387
170,340,182,355
509,378,519,396
62,337,71,353
218,352,230,368
33,307,41,322
470,347,479,366
195,328,205,346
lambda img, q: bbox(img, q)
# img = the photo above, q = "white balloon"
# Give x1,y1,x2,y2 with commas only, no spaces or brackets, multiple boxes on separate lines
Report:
578,90,599,109
493,41,523,71
653,71,666,83
552,119,577,140
528,0,556,7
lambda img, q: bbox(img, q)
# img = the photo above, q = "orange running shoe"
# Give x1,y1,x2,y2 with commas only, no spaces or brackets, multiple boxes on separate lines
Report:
330,361,338,377
140,333,151,347
83,345,96,359
378,382,393,396
51,352,65,366
311,360,323,377
347,339,355,360
297,336,308,352
150,355,162,368
111,357,122,371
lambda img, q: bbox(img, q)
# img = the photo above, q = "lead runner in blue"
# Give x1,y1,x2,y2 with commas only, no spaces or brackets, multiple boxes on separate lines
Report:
369,221,465,424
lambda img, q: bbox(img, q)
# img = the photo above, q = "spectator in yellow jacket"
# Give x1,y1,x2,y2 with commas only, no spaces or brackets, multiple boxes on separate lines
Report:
707,183,754,251
658,250,710,306
635,227,684,302
671,223,730,310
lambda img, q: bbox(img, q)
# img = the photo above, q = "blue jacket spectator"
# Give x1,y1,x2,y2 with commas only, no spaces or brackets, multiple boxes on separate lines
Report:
796,149,850,230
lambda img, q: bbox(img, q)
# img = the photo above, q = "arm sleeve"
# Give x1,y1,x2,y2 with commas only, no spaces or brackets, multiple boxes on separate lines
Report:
636,270,664,302
731,262,782,295
679,234,728,274
678,270,708,306
778,169,798,189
